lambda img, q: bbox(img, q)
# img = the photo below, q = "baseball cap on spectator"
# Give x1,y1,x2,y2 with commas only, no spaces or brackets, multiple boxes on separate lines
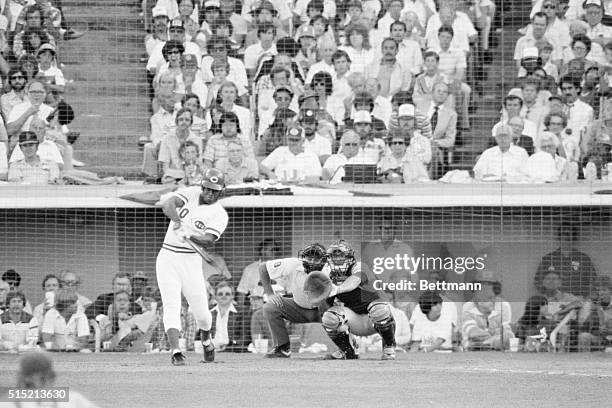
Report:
548,95,563,102
132,271,148,282
0,15,8,31
250,0,278,16
2,269,21,286
286,126,304,140
37,43,56,56
204,0,221,8
353,110,372,124
397,104,415,118
182,54,198,68
299,109,317,123
583,0,602,8
152,5,168,18
296,25,316,39
169,19,185,31
298,90,317,105
274,86,294,99
19,131,38,145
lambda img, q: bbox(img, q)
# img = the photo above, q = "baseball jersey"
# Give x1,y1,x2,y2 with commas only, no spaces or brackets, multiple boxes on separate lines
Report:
326,261,380,315
265,258,322,309
162,186,229,254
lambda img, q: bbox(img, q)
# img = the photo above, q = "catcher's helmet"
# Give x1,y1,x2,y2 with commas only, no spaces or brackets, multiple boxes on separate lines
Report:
201,168,225,191
327,240,356,276
298,243,327,274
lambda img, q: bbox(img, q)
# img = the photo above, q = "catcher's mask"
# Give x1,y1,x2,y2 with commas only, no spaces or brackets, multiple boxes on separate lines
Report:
326,240,356,275
298,243,327,274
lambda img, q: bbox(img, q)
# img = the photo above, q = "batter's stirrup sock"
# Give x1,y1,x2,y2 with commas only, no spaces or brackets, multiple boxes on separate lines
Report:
328,331,357,358
200,329,211,346
375,321,396,349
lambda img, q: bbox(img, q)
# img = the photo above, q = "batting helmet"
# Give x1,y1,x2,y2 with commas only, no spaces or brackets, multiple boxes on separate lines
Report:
201,168,225,191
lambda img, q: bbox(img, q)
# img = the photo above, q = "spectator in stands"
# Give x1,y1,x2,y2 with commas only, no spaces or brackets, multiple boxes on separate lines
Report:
201,35,248,98
580,66,605,116
523,131,564,182
258,106,297,155
19,54,40,83
535,223,598,298
211,282,246,351
260,124,322,182
209,81,252,138
36,44,64,93
58,270,91,311
535,40,560,82
495,95,538,142
176,0,199,41
218,0,247,46
413,50,447,104
560,34,597,77
7,80,54,138
330,50,352,104
41,288,89,350
339,23,374,75
1,69,28,121
581,99,612,171
236,239,282,309
0,291,38,350
426,4,477,55
363,78,393,128
165,139,204,185
398,103,431,169
305,38,336,84
297,90,335,142
147,19,201,76
417,82,457,179
322,129,363,183
145,6,169,57
365,38,411,98
390,21,423,76
544,111,576,163
8,131,60,184
520,78,548,132
560,75,594,140
584,0,612,47
32,274,60,331
300,107,331,164
474,124,528,181
10,117,64,171
310,71,344,126
142,92,175,182
462,270,514,350
345,91,387,139
98,290,151,351
507,116,535,156
378,133,408,183
216,140,259,184
245,1,288,47
516,295,557,342
256,67,300,135
244,21,278,78
12,5,56,60
410,291,455,352
515,12,562,73
294,25,317,73
588,276,612,348
204,111,255,168
433,26,471,130
153,40,185,88
0,280,9,313
159,107,203,179
85,272,142,320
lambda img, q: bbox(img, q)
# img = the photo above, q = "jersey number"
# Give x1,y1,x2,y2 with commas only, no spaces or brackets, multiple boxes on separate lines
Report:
179,208,190,219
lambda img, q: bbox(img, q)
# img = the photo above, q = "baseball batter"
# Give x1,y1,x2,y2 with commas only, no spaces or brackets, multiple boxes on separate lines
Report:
156,168,228,366
305,240,397,360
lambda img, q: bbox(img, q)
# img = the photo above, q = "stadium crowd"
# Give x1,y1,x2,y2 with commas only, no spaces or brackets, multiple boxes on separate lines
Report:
1,221,611,355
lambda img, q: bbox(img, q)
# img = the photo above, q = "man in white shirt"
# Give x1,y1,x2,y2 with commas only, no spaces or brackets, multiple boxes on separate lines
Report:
243,21,278,78
425,5,477,54
6,80,54,139
300,109,331,164
323,130,362,183
260,125,322,183
493,94,539,140
584,0,612,47
146,19,201,75
201,36,249,96
389,20,423,75
377,0,405,35
560,75,594,138
514,12,563,71
365,38,412,98
474,124,529,181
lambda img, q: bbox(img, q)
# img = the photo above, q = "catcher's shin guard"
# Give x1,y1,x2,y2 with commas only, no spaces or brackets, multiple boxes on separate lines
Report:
322,307,358,359
368,302,396,348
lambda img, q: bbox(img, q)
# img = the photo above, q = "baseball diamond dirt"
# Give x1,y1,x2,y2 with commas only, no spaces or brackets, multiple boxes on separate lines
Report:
1,352,611,407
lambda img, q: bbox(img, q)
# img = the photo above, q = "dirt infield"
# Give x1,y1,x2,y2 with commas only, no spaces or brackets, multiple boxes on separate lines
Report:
1,352,611,408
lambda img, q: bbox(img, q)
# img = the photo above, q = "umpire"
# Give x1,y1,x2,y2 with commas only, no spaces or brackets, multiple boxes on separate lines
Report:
259,243,328,358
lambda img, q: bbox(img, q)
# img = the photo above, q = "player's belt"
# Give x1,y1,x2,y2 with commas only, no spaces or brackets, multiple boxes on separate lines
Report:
162,243,197,254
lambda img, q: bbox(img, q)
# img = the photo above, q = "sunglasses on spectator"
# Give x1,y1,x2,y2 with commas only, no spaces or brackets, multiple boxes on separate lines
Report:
543,4,556,8
20,142,38,147
11,75,25,80
62,280,79,286
29,90,45,94
169,49,181,55
288,138,302,142
540,144,556,149
549,121,564,126
344,142,359,146
313,81,326,86
217,291,232,296
389,141,405,145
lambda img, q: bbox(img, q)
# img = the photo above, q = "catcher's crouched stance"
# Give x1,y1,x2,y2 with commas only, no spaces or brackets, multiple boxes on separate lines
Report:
305,241,397,360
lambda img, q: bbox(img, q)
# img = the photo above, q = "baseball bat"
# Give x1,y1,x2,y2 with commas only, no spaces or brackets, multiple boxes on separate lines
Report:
184,236,213,263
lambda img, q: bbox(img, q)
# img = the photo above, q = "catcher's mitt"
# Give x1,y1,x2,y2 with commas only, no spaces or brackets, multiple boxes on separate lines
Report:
303,270,333,304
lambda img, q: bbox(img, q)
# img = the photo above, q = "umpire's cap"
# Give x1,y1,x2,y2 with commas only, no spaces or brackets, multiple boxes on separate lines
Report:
201,168,225,191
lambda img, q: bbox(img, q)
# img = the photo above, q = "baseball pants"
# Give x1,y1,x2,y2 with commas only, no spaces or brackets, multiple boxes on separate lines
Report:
262,296,320,347
156,248,212,331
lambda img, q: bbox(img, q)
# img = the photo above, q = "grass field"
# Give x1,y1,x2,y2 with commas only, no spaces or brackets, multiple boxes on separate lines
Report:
1,352,611,407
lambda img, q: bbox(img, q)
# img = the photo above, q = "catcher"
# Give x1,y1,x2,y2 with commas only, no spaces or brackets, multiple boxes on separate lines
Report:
304,240,397,360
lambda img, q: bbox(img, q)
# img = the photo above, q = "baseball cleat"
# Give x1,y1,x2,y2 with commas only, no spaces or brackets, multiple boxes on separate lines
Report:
202,341,215,363
381,347,396,360
324,350,359,360
171,351,186,366
265,346,291,358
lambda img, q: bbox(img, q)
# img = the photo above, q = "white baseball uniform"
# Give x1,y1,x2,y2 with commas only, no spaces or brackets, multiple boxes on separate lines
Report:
156,186,229,332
